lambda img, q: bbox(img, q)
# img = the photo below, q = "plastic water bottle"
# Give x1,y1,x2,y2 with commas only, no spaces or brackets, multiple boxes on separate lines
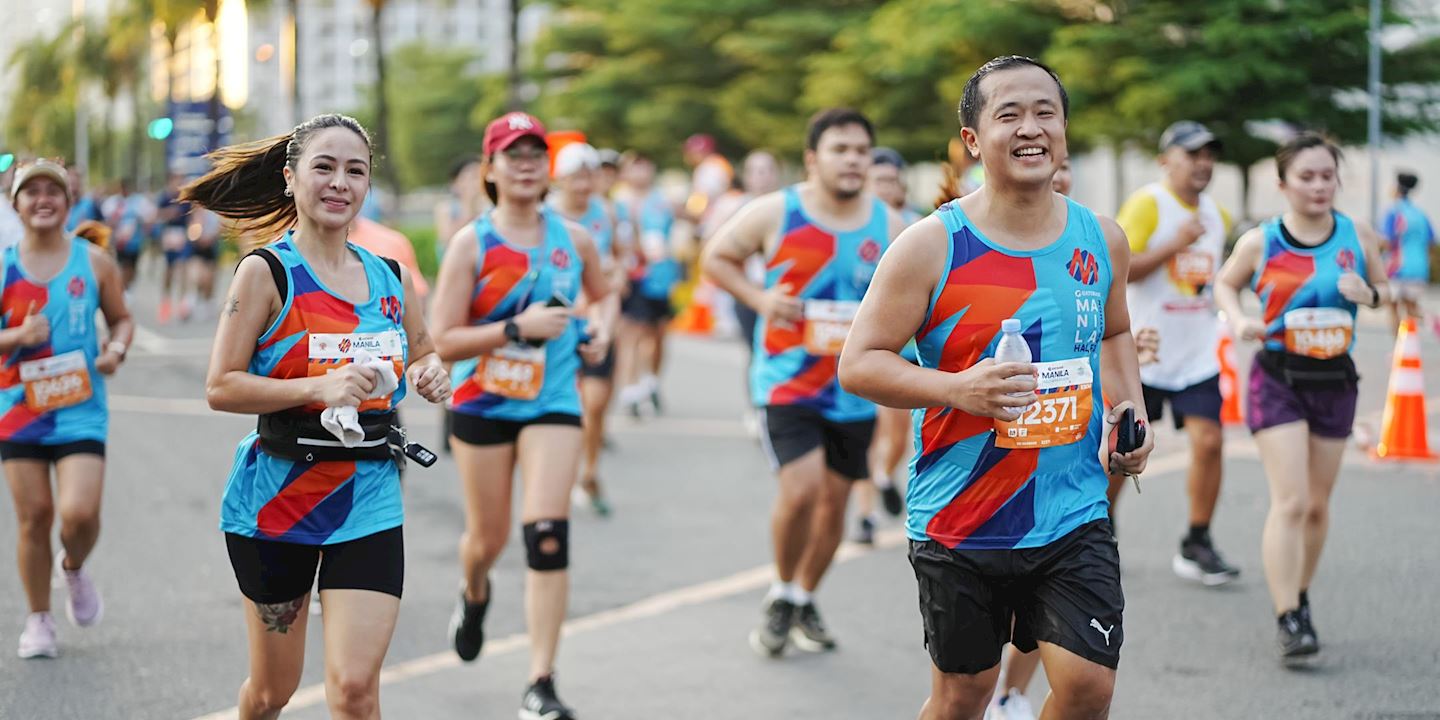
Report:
993,318,1032,421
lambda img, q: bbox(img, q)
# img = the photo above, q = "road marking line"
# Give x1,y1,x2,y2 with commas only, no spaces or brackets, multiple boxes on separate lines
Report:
187,450,1193,720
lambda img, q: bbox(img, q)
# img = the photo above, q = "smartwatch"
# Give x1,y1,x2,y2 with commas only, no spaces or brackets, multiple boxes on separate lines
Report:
504,319,522,343
106,340,128,360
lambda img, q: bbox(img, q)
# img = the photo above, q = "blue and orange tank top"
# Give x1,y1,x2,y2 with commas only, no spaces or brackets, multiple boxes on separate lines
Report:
1253,212,1365,360
1382,199,1434,282
908,198,1112,550
450,209,584,421
751,185,889,422
0,238,107,445
621,190,678,300
220,234,409,545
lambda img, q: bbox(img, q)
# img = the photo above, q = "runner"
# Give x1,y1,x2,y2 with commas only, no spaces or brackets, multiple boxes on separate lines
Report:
1380,171,1434,333
155,173,193,323
186,206,224,321
1213,132,1389,665
101,179,152,291
3,158,133,659
837,56,1152,718
702,107,905,658
435,155,485,261
63,166,104,233
430,111,615,720
613,151,679,418
549,142,622,516
1114,121,1239,586
187,113,451,717
853,146,919,545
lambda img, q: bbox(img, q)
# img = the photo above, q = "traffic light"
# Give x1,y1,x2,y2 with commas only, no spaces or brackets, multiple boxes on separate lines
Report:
0,153,13,173
147,118,174,140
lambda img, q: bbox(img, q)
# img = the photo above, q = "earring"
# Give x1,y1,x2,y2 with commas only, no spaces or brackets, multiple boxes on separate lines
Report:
283,187,293,197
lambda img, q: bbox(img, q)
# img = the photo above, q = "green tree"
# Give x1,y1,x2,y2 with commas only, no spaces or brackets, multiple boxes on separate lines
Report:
1048,0,1440,218
383,44,486,190
5,32,78,159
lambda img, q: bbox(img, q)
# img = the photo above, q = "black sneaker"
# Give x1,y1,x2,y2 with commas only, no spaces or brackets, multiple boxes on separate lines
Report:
1277,610,1319,665
1172,537,1240,586
879,483,904,517
853,516,875,546
748,597,795,658
449,579,490,662
520,675,576,720
1298,598,1319,648
789,602,837,652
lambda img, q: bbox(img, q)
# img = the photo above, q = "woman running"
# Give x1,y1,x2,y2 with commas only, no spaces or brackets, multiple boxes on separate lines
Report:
1214,132,1389,665
190,113,451,718
3,159,133,659
431,112,615,720
549,142,622,516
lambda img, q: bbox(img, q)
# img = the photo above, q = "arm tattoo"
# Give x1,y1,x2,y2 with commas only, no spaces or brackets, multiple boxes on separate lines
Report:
254,597,305,634
226,296,240,316
412,326,431,349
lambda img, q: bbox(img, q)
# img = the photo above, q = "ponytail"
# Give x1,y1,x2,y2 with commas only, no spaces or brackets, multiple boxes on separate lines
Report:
180,113,373,244
180,133,295,242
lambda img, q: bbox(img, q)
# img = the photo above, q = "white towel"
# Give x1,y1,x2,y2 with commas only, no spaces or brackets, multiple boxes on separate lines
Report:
320,350,400,447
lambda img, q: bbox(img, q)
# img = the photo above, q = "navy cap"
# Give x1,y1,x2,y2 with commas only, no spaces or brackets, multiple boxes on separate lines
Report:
871,147,906,169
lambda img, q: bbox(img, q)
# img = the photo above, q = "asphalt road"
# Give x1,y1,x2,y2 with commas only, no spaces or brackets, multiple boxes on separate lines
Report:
1,274,1438,720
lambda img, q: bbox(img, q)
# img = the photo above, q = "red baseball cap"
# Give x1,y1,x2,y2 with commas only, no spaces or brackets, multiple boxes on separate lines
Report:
483,112,548,156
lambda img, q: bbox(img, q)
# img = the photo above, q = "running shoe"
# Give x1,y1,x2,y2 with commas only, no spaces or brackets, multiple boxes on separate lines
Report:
748,597,795,658
1172,537,1240,586
519,675,576,720
985,689,1037,720
449,579,490,662
17,613,58,659
853,516,875,546
56,553,103,627
1277,610,1319,664
789,602,837,652
1299,596,1319,648
879,482,904,517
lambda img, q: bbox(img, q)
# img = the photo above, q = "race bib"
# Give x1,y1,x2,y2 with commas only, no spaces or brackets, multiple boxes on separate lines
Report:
20,350,93,413
1170,250,1215,287
640,230,668,264
308,331,405,411
994,357,1094,450
480,343,546,400
1283,308,1352,359
803,300,859,356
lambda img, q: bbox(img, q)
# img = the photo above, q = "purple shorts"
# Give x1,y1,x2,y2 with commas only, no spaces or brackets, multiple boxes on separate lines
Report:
1246,355,1358,438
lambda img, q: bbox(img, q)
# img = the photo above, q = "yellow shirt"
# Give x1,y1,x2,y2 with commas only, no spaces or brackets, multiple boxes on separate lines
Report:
1117,186,1232,253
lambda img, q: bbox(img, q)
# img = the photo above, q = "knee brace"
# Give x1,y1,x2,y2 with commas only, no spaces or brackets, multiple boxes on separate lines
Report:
522,519,570,571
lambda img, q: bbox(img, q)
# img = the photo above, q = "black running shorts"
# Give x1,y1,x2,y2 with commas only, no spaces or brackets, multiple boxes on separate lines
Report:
0,440,106,462
1142,374,1223,430
450,411,582,446
225,526,404,604
909,519,1124,674
760,404,875,480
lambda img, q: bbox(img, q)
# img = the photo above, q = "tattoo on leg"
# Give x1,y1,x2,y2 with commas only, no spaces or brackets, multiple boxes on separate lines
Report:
254,598,305,634
226,296,240,316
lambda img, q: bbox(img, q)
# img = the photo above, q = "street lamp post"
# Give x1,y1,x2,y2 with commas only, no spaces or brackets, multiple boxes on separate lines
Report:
73,0,88,171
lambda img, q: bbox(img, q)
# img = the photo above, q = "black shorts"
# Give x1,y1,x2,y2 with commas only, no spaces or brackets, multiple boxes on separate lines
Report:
451,411,582,446
760,405,874,480
189,241,219,262
622,293,673,324
909,519,1124,674
0,440,106,462
580,347,615,379
1143,375,1223,430
225,526,404,604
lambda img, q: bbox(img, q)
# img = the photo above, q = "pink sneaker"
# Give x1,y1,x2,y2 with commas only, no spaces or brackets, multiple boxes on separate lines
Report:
57,553,103,627
17,613,58,659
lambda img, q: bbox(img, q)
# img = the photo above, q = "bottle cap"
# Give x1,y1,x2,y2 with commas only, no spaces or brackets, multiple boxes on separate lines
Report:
1001,318,1021,333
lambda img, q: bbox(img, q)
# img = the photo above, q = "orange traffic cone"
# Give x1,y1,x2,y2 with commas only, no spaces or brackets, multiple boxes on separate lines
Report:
672,279,716,336
1373,317,1437,461
1217,319,1244,426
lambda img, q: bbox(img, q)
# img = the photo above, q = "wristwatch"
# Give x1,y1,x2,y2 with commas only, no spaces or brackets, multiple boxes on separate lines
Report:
106,340,128,360
504,319,522,343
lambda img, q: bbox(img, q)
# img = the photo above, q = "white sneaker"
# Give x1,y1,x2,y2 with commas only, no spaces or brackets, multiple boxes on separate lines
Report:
17,613,58,659
56,553,103,627
986,690,1036,720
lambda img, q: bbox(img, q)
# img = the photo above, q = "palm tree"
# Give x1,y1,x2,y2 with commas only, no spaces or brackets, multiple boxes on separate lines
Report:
4,32,75,157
